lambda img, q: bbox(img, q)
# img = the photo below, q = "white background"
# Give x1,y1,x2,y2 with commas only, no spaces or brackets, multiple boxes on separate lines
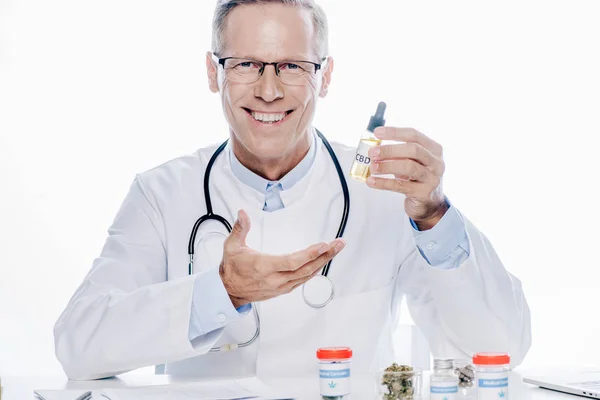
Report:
1,0,599,376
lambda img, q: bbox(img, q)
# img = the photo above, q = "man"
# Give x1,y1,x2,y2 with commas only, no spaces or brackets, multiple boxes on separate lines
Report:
54,0,531,381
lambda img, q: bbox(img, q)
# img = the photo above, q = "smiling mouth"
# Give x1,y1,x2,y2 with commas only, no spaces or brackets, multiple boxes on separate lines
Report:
243,107,293,124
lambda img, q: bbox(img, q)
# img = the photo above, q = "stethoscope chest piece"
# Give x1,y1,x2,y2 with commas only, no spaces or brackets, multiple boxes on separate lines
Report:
302,274,334,308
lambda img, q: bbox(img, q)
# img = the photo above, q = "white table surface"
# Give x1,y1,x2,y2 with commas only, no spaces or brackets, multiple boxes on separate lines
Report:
0,369,585,399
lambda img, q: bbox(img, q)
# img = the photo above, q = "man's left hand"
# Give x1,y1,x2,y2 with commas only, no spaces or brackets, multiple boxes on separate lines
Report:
367,126,448,230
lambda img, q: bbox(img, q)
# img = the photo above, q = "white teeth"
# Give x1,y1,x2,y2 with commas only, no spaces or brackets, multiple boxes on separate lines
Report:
251,111,286,122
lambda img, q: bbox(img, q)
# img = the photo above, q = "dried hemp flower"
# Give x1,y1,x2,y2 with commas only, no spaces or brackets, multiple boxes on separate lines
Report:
454,364,475,388
380,363,415,400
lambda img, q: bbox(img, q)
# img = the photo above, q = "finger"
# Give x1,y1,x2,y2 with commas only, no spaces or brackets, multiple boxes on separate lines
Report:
275,243,329,272
374,127,443,157
282,267,322,294
276,238,344,272
370,160,430,181
369,142,441,172
283,239,346,280
225,209,251,250
366,176,422,194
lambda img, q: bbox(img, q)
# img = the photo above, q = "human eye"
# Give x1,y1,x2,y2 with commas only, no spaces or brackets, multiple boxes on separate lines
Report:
232,60,261,70
279,62,305,72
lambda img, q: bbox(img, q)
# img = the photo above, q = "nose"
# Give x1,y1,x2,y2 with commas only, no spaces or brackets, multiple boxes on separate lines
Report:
254,64,284,102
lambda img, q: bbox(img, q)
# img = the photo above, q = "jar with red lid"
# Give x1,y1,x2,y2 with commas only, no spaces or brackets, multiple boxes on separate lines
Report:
316,347,352,400
472,352,510,400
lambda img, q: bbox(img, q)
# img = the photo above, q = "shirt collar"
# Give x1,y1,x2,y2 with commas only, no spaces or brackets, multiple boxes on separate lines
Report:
229,131,317,194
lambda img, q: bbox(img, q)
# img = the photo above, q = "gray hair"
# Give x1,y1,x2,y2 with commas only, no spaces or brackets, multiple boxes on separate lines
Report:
211,0,329,58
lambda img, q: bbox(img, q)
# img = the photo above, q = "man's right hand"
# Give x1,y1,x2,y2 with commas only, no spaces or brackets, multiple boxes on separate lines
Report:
219,209,346,308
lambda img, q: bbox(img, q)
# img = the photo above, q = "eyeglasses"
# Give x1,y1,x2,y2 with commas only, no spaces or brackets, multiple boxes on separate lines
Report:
212,54,326,85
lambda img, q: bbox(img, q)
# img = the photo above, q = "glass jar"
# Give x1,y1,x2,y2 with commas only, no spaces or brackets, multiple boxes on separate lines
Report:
317,347,352,400
375,365,422,400
452,358,475,399
430,359,459,400
473,352,510,400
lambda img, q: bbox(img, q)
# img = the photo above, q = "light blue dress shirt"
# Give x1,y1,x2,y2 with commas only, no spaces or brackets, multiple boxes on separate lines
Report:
409,198,470,269
188,135,469,340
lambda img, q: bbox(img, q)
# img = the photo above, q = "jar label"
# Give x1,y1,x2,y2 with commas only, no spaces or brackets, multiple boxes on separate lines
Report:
319,361,351,397
478,377,508,388
477,372,508,400
320,369,350,379
431,382,458,400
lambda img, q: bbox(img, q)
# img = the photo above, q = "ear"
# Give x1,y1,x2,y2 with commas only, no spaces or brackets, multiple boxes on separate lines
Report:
206,51,219,93
319,56,334,98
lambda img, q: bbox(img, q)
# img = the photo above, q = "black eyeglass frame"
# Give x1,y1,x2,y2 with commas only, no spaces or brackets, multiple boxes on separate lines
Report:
212,54,327,78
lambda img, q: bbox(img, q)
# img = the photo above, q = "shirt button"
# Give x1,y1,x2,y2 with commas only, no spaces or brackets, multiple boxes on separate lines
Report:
426,242,435,250
217,313,226,324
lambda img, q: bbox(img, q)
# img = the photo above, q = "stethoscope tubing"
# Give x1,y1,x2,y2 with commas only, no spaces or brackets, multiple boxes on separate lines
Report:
188,129,350,278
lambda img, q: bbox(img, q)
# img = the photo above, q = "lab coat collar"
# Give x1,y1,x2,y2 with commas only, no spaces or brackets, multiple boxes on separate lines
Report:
220,130,327,212
228,130,317,195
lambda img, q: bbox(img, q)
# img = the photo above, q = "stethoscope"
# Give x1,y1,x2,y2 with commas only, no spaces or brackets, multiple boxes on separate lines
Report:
188,129,349,352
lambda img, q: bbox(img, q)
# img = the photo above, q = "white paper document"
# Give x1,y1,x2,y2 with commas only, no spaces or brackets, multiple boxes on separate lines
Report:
100,377,294,400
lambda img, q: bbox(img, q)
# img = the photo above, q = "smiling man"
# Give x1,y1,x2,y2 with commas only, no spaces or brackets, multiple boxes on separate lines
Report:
54,0,531,381
208,1,328,182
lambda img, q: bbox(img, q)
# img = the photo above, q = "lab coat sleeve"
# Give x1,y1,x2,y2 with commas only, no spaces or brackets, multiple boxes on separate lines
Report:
396,209,532,368
53,176,225,380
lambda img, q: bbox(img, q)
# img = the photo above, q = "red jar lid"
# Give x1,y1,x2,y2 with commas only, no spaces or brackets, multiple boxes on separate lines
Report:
317,347,353,360
473,352,510,365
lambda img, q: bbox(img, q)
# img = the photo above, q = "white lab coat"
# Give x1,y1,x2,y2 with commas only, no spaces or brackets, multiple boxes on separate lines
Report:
53,135,531,381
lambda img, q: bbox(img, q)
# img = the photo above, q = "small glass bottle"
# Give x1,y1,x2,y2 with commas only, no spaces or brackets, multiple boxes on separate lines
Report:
452,358,475,399
473,352,510,400
317,347,353,400
430,359,459,400
349,101,387,182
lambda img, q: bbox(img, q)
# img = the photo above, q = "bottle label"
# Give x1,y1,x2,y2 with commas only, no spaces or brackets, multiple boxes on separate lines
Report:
476,371,508,400
319,369,350,378
319,361,351,397
354,141,376,165
430,381,458,400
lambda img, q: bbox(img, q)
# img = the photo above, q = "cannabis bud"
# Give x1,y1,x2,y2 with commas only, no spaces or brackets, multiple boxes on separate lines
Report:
454,364,475,388
380,363,415,400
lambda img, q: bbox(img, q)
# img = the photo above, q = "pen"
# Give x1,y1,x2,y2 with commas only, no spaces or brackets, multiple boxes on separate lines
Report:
75,391,92,400
33,391,91,400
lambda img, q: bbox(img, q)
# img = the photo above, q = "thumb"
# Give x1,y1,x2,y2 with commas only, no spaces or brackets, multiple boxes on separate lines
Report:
228,209,251,247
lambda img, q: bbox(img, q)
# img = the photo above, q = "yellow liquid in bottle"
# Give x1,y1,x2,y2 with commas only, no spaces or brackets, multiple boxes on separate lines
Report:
350,137,382,182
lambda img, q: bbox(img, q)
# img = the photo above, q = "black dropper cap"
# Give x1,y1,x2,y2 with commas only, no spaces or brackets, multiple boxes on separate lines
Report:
367,101,386,132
